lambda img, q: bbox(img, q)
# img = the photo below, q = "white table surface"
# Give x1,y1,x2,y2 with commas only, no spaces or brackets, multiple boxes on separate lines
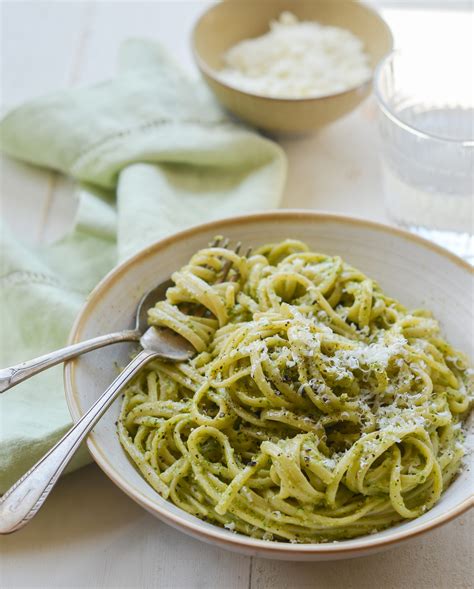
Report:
0,2,472,588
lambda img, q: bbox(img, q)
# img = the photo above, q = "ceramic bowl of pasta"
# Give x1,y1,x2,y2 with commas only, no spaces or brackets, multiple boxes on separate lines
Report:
64,211,473,560
192,1,393,133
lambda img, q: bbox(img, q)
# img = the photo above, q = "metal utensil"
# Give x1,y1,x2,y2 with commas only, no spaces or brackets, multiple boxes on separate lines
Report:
0,238,231,393
0,281,182,393
0,238,246,534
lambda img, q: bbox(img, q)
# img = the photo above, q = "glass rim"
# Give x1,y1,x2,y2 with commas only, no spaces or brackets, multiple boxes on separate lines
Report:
374,50,474,147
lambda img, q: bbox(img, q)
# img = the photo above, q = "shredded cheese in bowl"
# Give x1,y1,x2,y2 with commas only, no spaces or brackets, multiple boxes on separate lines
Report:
219,11,372,99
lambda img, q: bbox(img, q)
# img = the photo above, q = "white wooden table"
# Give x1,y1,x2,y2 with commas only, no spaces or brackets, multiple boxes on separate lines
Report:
1,2,472,588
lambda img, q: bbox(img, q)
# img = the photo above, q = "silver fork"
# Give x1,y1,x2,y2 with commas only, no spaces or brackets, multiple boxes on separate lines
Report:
0,238,248,534
0,236,227,394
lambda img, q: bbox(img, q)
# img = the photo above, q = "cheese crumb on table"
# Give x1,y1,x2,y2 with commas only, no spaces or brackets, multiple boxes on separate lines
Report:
219,11,372,99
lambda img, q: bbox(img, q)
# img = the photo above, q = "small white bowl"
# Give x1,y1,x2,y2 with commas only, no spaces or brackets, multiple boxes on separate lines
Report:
64,211,473,560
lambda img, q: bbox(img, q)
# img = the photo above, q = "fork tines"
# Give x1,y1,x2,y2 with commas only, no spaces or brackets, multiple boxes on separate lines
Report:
217,240,245,284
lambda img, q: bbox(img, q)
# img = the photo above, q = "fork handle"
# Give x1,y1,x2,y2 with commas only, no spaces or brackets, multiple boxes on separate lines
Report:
0,330,140,393
0,349,155,534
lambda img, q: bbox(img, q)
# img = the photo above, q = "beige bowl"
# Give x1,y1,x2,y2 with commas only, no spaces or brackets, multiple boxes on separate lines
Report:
192,1,393,133
64,211,473,560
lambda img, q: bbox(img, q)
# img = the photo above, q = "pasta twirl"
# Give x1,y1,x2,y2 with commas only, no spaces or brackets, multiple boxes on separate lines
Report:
118,240,473,542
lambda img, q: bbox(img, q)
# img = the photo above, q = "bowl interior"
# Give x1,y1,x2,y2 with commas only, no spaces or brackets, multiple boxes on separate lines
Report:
65,213,473,559
193,1,393,81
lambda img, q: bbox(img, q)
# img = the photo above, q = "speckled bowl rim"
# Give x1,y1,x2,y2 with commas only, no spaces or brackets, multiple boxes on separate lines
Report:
191,1,394,104
64,210,473,557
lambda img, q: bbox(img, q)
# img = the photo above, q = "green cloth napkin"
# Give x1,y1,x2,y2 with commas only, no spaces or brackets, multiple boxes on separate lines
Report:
0,39,286,493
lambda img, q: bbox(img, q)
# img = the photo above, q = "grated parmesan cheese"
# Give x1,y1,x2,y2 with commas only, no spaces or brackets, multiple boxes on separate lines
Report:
333,335,408,370
219,11,371,99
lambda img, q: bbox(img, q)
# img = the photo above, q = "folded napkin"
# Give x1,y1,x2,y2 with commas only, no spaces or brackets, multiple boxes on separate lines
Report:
0,39,286,492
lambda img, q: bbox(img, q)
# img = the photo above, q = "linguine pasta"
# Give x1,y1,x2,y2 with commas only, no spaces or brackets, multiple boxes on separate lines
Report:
118,240,472,542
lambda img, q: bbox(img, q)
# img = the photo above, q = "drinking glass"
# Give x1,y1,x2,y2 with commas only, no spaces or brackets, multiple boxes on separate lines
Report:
374,50,473,262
